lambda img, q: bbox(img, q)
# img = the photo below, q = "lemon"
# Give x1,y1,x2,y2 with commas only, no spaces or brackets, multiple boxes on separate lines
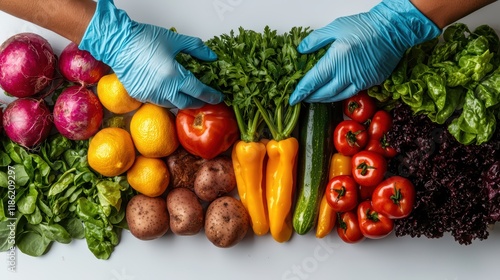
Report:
130,103,179,158
97,73,142,114
127,155,170,197
88,127,136,177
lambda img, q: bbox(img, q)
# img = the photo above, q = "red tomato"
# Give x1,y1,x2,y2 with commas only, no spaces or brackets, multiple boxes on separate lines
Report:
337,211,365,244
342,90,377,123
325,175,359,212
368,110,393,140
357,200,394,239
333,120,368,156
365,137,398,158
176,103,239,160
351,151,387,187
372,176,416,219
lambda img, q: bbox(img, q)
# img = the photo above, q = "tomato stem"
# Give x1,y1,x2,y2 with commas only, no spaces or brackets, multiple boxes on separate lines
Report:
193,113,203,129
347,130,364,147
380,134,390,148
348,101,360,115
357,162,375,176
334,186,346,201
366,209,380,222
390,187,402,206
337,213,347,231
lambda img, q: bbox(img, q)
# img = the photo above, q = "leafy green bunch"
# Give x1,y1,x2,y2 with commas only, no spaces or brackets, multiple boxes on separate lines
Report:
369,23,500,145
178,26,327,142
0,134,135,259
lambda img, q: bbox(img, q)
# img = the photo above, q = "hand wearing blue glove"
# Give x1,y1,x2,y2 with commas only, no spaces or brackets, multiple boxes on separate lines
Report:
79,0,223,109
289,0,442,105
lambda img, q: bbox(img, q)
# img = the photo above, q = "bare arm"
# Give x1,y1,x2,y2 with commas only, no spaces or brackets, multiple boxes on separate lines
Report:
411,0,497,29
0,0,497,42
0,0,96,44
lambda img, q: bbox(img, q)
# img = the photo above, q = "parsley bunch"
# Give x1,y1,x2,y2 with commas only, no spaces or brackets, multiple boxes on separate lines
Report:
178,26,326,142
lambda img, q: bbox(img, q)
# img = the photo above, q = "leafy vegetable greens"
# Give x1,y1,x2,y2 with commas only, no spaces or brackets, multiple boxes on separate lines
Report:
178,26,326,142
368,23,500,145
387,103,500,244
0,134,134,259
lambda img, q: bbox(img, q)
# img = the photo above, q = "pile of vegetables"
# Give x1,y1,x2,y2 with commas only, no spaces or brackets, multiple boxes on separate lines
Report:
366,22,500,244
387,103,500,245
368,23,500,145
128,146,249,249
0,32,130,259
178,26,327,242
311,94,417,243
0,32,108,148
0,135,134,259
1,20,500,261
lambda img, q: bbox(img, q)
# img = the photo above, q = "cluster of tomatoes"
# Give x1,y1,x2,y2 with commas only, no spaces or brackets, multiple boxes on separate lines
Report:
325,91,416,243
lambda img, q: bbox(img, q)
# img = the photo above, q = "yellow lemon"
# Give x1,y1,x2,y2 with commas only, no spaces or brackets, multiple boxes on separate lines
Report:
130,103,179,158
96,73,142,114
127,155,170,197
88,127,136,177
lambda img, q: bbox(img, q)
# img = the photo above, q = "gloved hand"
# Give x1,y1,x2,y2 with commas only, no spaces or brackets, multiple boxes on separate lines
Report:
289,0,442,105
79,0,223,109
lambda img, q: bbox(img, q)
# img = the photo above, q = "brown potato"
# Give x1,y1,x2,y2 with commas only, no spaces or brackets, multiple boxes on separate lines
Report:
166,187,204,235
194,156,236,202
126,194,169,240
204,196,249,248
166,147,206,190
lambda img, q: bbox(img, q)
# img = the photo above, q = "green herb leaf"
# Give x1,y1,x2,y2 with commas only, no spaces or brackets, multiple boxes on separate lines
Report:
61,217,85,239
17,185,38,215
48,168,76,197
179,26,326,141
16,231,50,257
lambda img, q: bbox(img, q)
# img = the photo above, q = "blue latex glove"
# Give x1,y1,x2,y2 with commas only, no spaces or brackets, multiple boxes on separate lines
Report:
289,0,442,105
79,0,223,109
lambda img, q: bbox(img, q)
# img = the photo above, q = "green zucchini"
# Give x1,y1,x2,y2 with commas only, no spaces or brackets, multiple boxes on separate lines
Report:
292,102,342,235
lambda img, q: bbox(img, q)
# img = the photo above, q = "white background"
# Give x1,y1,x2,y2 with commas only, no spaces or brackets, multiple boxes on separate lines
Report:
2,0,500,279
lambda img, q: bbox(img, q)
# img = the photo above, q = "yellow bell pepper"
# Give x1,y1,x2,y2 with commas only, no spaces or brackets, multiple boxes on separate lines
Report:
316,153,352,238
266,137,298,242
328,153,352,180
232,139,269,236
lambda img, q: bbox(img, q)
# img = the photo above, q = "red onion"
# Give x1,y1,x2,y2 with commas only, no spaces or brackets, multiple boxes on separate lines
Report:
2,98,53,147
53,85,103,140
58,42,110,86
0,33,56,98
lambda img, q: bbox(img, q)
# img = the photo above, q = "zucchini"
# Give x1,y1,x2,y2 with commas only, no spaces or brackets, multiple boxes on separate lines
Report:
292,102,343,235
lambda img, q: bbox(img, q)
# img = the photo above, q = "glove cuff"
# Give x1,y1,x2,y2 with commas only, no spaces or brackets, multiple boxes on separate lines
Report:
78,0,133,65
372,0,442,47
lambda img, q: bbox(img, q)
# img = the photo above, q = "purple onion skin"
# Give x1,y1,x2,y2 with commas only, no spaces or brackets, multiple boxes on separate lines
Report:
53,85,103,140
0,32,56,98
58,42,110,86
2,98,53,148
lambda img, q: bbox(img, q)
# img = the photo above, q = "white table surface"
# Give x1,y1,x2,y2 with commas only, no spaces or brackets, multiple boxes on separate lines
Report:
2,1,500,279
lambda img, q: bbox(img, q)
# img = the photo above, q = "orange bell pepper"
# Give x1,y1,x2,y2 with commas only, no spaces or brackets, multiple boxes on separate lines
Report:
232,139,269,236
266,137,298,243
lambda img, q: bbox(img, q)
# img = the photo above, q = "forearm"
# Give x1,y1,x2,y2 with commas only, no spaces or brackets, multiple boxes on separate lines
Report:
0,0,96,44
411,0,497,29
